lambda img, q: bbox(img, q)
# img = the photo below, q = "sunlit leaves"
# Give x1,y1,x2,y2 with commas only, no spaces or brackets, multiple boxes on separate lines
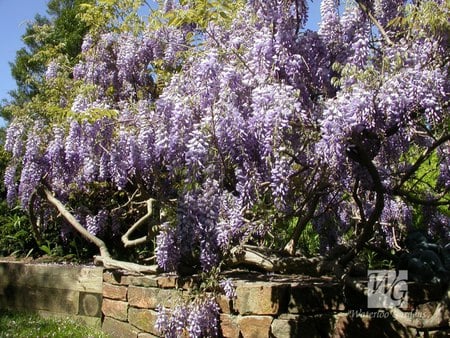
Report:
164,0,244,29
79,0,146,33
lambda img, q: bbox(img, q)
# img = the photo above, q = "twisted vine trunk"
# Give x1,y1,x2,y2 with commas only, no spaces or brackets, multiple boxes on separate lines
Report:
41,187,159,274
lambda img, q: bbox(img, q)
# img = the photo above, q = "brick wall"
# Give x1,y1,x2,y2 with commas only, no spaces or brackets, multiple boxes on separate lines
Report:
101,270,449,338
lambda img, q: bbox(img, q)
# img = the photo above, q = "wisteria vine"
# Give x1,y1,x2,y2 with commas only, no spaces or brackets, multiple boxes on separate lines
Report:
3,0,450,336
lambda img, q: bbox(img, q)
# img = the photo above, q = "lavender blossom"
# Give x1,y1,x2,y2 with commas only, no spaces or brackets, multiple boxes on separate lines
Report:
220,278,236,299
45,60,59,80
155,222,181,272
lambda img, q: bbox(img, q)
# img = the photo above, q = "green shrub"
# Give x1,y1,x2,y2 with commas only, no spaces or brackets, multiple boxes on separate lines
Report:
0,201,37,257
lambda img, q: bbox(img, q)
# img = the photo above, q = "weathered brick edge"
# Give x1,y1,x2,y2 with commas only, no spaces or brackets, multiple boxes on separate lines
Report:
102,270,449,338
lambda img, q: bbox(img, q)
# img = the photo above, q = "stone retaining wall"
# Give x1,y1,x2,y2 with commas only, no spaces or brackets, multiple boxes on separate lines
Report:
101,270,449,338
1,261,448,337
0,260,103,327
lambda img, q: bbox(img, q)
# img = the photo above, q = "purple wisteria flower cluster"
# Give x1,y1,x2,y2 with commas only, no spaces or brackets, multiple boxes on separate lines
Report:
155,297,220,338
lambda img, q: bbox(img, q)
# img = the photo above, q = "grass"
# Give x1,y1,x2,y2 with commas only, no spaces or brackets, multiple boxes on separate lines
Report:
0,309,109,338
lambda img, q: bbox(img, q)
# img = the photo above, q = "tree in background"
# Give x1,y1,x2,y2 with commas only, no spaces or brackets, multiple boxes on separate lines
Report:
3,0,449,335
0,0,95,259
5,0,94,107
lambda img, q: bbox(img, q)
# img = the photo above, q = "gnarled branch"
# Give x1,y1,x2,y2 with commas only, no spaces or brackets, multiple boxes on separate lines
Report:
283,194,320,256
228,246,276,271
42,187,159,274
94,255,159,274
228,245,321,275
390,297,450,330
339,137,385,268
43,188,111,258
355,0,394,46
121,198,157,248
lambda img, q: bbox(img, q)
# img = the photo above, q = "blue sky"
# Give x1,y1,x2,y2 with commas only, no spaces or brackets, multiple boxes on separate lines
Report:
0,1,322,104
0,0,49,102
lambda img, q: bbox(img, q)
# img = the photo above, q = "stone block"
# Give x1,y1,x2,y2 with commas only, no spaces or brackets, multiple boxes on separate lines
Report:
271,316,300,338
296,314,323,337
289,282,345,314
128,286,159,309
235,282,288,315
128,307,159,335
0,261,102,293
102,316,140,338
275,313,338,337
128,285,181,309
238,315,273,338
177,276,200,291
156,275,178,289
103,271,123,285
102,298,129,321
78,291,102,317
219,314,240,338
138,333,160,338
331,312,416,338
125,276,158,288
103,283,128,301
2,285,79,314
216,294,235,314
